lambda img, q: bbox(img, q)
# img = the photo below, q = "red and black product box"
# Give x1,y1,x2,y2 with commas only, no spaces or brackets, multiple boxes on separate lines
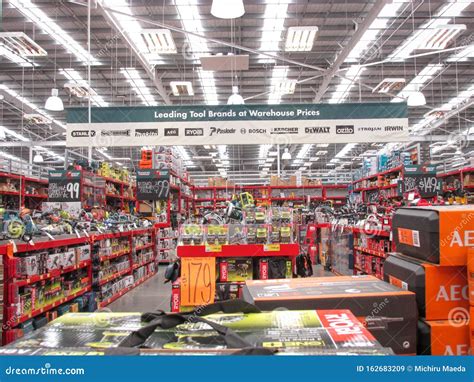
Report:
255,257,292,280
242,275,417,354
392,206,474,266
384,253,469,320
418,319,470,355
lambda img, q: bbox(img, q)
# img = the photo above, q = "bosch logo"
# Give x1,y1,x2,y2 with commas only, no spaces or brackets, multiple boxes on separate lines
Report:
240,128,247,134
249,128,267,134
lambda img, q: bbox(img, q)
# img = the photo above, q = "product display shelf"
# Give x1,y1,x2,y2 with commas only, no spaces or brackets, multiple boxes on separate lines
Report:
193,184,348,212
10,286,92,327
0,171,48,210
352,225,393,280
1,227,158,345
12,260,91,288
177,243,299,258
437,166,474,192
351,166,403,202
97,270,157,309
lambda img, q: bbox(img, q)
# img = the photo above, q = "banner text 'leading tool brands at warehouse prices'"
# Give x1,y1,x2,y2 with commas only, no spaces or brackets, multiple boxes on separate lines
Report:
66,103,408,147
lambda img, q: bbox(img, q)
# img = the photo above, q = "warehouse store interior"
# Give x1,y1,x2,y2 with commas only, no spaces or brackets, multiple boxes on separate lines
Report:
0,0,473,358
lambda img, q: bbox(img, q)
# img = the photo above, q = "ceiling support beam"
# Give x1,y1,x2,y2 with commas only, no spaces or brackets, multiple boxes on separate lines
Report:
96,4,172,105
313,0,390,102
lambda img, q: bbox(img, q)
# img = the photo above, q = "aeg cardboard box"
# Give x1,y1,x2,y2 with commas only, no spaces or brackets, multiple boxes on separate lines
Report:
384,253,469,320
392,206,474,266
242,275,417,354
418,319,470,355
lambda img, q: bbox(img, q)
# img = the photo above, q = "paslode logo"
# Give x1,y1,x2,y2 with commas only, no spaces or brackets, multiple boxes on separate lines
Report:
164,128,179,136
71,130,95,138
305,126,330,134
185,128,204,136
210,127,236,136
101,129,130,136
135,128,159,137
335,125,354,134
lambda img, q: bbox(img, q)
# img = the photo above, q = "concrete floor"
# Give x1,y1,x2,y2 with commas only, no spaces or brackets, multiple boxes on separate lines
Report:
106,265,333,312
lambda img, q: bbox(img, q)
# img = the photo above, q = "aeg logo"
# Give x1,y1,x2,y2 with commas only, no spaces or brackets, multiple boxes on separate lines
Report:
436,285,469,302
449,230,474,247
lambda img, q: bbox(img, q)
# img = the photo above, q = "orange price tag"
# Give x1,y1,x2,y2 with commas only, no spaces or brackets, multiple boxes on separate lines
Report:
180,257,216,307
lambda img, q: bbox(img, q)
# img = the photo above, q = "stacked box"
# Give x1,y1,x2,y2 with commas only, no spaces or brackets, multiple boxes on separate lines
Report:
388,206,474,355
242,275,417,355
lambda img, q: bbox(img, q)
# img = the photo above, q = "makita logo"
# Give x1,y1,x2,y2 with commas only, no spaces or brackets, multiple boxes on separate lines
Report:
336,125,354,134
135,128,159,137
71,130,95,138
210,127,236,136
164,128,179,136
305,126,330,134
101,129,130,137
385,125,404,132
185,128,204,136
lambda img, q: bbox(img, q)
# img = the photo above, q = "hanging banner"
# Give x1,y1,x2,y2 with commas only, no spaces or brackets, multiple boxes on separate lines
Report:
48,170,81,202
136,169,170,200
66,103,409,147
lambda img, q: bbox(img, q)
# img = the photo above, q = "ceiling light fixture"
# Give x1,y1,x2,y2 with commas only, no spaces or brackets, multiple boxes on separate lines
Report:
33,153,44,163
418,24,466,50
407,89,426,107
285,26,319,52
372,78,406,94
211,0,245,19
227,86,245,105
282,148,292,160
140,29,177,54
170,81,194,96
44,89,64,111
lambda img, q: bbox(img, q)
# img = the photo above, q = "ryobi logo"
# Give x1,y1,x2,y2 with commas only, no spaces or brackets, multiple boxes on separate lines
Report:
323,313,363,335
260,262,268,280
185,128,204,136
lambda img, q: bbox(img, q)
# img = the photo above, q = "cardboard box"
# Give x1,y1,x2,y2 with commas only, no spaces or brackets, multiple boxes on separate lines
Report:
215,282,242,301
75,245,91,263
393,206,474,266
418,319,470,355
219,258,253,282
468,248,474,305
62,249,76,268
464,173,474,187
242,275,417,354
384,253,469,320
46,253,62,271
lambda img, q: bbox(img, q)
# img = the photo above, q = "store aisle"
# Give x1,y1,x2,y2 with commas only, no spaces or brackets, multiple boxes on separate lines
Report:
107,266,171,312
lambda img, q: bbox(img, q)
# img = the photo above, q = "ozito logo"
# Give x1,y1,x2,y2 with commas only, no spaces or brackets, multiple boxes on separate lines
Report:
305,126,330,134
185,128,204,136
135,128,159,137
336,125,354,134
164,128,179,136
71,130,95,138
210,127,236,136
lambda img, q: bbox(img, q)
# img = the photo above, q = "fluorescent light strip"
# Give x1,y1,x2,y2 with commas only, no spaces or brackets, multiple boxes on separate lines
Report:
268,66,289,104
0,45,35,67
175,0,217,105
10,0,99,65
336,143,358,158
0,84,66,130
121,68,158,106
175,146,191,161
285,26,318,52
346,1,406,63
60,69,108,107
259,1,288,63
392,64,444,103
0,126,30,142
328,65,365,104
388,2,470,61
